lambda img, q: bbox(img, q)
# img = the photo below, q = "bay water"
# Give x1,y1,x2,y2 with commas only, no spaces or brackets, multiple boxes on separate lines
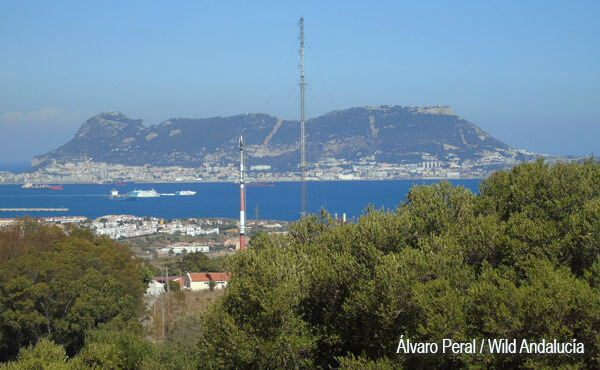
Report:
0,180,481,221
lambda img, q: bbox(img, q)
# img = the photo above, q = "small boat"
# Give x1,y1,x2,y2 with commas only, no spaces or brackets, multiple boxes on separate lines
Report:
49,185,63,190
175,190,196,196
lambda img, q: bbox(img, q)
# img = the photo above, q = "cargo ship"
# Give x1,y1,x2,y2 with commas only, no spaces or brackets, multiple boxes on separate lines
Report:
21,183,62,190
22,183,49,189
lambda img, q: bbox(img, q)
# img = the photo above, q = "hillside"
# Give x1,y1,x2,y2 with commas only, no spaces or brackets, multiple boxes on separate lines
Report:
31,105,526,173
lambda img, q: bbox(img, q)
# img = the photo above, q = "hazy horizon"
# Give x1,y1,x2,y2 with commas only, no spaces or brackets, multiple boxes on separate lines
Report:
1,1,599,162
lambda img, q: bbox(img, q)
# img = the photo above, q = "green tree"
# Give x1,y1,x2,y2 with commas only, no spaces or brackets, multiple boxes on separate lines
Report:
194,160,600,369
0,339,69,370
70,329,152,370
0,224,144,360
139,266,154,285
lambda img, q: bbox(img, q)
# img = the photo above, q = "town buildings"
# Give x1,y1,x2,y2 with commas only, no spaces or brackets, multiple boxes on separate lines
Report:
0,149,568,185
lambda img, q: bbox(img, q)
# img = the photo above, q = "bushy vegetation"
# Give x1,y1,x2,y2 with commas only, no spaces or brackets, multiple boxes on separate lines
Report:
2,160,600,369
0,223,144,360
196,160,600,368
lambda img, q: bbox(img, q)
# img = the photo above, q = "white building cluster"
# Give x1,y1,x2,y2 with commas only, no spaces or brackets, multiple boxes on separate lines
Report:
157,220,219,236
91,215,219,239
43,216,88,224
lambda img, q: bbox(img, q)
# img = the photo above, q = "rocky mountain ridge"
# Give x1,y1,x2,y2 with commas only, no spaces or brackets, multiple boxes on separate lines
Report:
31,105,527,172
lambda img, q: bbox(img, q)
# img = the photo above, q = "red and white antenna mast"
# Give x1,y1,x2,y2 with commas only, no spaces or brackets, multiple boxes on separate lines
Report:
239,136,246,251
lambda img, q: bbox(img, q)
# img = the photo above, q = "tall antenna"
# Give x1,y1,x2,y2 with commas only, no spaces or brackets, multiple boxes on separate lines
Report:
299,17,307,217
239,136,246,251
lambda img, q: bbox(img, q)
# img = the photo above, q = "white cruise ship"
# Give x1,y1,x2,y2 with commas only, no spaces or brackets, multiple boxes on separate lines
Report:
176,190,196,196
128,189,160,198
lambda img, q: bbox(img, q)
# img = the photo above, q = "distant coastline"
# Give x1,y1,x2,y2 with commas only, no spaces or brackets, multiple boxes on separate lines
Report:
0,176,489,186
1,155,586,185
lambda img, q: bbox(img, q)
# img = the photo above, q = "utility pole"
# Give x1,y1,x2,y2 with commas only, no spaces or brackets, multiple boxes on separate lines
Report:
165,267,170,293
299,17,307,216
239,136,246,250
159,297,165,340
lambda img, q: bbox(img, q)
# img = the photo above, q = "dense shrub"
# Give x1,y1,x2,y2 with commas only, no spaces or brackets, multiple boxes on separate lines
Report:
197,160,600,368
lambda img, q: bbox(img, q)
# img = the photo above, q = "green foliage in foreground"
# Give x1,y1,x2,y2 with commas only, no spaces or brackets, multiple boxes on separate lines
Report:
0,329,197,370
195,160,600,369
0,224,144,361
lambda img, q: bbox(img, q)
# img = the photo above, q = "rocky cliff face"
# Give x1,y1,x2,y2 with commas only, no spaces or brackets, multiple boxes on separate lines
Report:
31,105,514,171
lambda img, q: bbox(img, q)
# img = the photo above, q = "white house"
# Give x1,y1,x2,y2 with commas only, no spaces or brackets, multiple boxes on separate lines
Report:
185,272,230,291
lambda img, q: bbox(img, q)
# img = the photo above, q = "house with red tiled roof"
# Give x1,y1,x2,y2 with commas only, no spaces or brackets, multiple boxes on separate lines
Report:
185,272,230,291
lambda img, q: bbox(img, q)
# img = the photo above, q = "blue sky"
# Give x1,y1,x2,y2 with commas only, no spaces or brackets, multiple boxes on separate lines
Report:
1,1,599,162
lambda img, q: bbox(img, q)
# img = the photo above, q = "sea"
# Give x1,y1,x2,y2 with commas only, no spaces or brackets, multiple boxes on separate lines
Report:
0,180,482,222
